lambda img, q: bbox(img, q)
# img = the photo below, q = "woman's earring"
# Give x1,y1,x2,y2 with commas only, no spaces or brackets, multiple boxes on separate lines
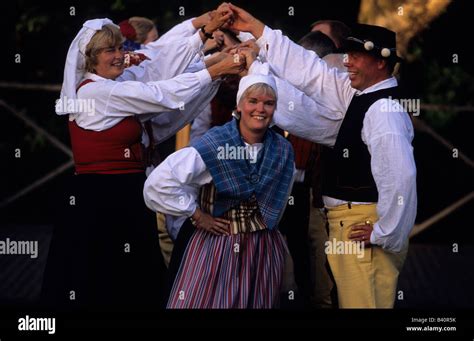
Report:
232,110,241,119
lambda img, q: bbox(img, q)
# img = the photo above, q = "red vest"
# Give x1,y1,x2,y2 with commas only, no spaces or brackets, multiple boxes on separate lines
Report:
69,80,145,174
287,134,314,170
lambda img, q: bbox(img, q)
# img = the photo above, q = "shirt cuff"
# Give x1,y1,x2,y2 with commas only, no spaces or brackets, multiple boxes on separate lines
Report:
256,25,271,52
258,49,267,62
195,69,212,87
238,31,255,42
185,18,198,33
187,59,205,72
187,203,198,218
248,60,263,75
370,224,379,245
370,222,404,252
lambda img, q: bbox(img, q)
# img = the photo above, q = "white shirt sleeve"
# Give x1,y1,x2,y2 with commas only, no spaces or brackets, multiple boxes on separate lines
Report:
145,80,220,144
363,99,417,252
75,69,212,131
183,57,206,73
273,75,344,147
144,144,297,237
237,31,256,42
118,31,203,82
248,60,343,147
256,26,354,113
143,147,212,217
152,18,197,46
190,104,212,144
140,56,218,145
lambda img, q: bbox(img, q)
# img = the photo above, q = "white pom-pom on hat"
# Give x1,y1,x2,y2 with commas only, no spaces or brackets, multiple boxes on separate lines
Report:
381,48,391,57
364,41,374,51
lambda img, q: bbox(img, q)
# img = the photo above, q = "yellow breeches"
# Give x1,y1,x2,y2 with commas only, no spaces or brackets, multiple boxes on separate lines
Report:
326,203,408,308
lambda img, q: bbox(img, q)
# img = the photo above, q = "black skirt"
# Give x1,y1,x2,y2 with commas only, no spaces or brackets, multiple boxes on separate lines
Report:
41,172,166,311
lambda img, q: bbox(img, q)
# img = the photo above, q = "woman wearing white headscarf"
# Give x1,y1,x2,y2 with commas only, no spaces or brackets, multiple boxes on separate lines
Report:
144,69,295,308
42,11,245,311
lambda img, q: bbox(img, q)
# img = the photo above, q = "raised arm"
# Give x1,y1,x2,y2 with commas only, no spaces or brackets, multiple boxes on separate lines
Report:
119,3,235,82
143,81,219,145
119,32,204,82
229,3,354,113
81,52,244,116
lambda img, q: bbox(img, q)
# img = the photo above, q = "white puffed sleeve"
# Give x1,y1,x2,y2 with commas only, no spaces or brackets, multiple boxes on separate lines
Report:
143,147,212,217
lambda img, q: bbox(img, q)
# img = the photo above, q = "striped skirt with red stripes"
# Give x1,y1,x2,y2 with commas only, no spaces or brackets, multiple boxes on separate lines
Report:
167,228,287,309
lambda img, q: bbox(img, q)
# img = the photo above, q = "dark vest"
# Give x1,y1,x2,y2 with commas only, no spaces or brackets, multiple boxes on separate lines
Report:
322,86,400,202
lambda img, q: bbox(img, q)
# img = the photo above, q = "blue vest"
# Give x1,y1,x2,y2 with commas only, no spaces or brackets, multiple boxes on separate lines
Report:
192,119,294,230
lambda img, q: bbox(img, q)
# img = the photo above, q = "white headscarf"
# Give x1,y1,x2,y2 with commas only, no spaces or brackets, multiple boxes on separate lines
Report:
236,63,277,106
56,18,117,115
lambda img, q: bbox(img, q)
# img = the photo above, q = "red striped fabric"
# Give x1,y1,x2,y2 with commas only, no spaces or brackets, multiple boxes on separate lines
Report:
167,229,288,309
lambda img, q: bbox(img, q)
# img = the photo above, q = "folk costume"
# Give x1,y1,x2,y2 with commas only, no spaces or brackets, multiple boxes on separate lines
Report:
42,18,218,310
144,74,296,308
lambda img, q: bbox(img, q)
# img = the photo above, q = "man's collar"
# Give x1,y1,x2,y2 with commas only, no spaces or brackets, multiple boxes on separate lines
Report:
355,76,398,96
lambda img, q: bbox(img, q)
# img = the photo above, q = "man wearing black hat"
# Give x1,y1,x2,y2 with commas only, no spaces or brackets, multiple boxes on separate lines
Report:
229,4,417,308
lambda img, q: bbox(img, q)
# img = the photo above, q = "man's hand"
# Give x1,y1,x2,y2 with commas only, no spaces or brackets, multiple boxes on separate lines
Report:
349,221,374,247
191,208,230,236
228,3,265,38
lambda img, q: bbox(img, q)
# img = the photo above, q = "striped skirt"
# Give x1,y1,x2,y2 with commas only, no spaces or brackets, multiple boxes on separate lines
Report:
167,228,287,309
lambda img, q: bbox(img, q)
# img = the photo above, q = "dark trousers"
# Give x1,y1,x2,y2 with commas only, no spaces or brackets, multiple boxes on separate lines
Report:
279,182,311,307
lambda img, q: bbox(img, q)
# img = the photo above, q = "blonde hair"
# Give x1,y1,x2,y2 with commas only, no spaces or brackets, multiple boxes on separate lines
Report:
238,83,277,106
84,24,124,73
128,17,155,43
